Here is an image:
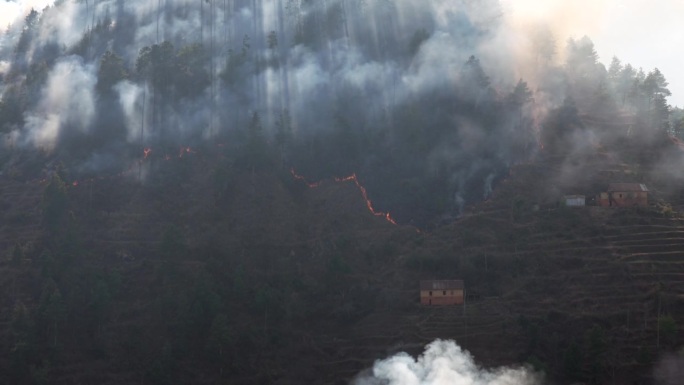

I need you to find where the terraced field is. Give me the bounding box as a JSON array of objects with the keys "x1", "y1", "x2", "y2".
[{"x1": 302, "y1": 163, "x2": 684, "y2": 384}]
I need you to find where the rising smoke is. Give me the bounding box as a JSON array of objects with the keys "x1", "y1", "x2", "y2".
[
  {"x1": 24, "y1": 55, "x2": 96, "y2": 151},
  {"x1": 353, "y1": 340, "x2": 541, "y2": 385},
  {"x1": 0, "y1": 0, "x2": 679, "y2": 225}
]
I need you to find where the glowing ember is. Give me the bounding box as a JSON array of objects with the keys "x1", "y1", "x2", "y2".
[
  {"x1": 179, "y1": 146, "x2": 194, "y2": 158},
  {"x1": 34, "y1": 143, "x2": 200, "y2": 186},
  {"x1": 289, "y1": 168, "x2": 321, "y2": 188}
]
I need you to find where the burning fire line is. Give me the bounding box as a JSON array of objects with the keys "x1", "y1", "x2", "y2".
[
  {"x1": 336, "y1": 174, "x2": 398, "y2": 225},
  {"x1": 28, "y1": 149, "x2": 411, "y2": 231},
  {"x1": 41, "y1": 149, "x2": 399, "y2": 228},
  {"x1": 290, "y1": 168, "x2": 397, "y2": 225},
  {"x1": 289, "y1": 168, "x2": 321, "y2": 188},
  {"x1": 69, "y1": 146, "x2": 197, "y2": 187}
]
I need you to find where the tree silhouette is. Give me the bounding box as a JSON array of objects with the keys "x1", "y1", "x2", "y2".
[
  {"x1": 96, "y1": 50, "x2": 127, "y2": 95},
  {"x1": 42, "y1": 175, "x2": 68, "y2": 233}
]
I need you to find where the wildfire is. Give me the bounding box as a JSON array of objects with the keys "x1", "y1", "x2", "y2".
[
  {"x1": 179, "y1": 146, "x2": 195, "y2": 158},
  {"x1": 39, "y1": 142, "x2": 212, "y2": 188},
  {"x1": 335, "y1": 174, "x2": 398, "y2": 225},
  {"x1": 42, "y1": 146, "x2": 406, "y2": 230},
  {"x1": 289, "y1": 168, "x2": 320, "y2": 188},
  {"x1": 290, "y1": 168, "x2": 397, "y2": 225}
]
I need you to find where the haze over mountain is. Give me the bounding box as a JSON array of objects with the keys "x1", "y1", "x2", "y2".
[
  {"x1": 1, "y1": 0, "x2": 681, "y2": 227},
  {"x1": 1, "y1": 1, "x2": 684, "y2": 384},
  {"x1": 3, "y1": 0, "x2": 683, "y2": 107},
  {"x1": 501, "y1": 0, "x2": 684, "y2": 107}
]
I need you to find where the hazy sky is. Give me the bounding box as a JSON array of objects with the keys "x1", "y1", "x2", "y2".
[
  {"x1": 0, "y1": 0, "x2": 53, "y2": 27},
  {"x1": 1, "y1": 0, "x2": 683, "y2": 107},
  {"x1": 502, "y1": 0, "x2": 684, "y2": 107}
]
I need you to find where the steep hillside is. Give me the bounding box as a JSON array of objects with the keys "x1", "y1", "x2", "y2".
[
  {"x1": 1, "y1": 140, "x2": 684, "y2": 384},
  {"x1": 1, "y1": 2, "x2": 683, "y2": 383}
]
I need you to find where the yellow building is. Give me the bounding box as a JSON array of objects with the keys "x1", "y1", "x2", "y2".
[{"x1": 420, "y1": 280, "x2": 464, "y2": 305}]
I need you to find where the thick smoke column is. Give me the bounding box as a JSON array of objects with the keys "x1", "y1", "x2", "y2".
[{"x1": 354, "y1": 340, "x2": 541, "y2": 385}]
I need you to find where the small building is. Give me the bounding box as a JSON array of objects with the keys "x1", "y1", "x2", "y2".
[
  {"x1": 599, "y1": 183, "x2": 649, "y2": 207},
  {"x1": 420, "y1": 280, "x2": 464, "y2": 305},
  {"x1": 562, "y1": 195, "x2": 586, "y2": 207}
]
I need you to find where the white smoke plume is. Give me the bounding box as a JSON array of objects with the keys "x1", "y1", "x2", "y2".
[
  {"x1": 24, "y1": 55, "x2": 96, "y2": 151},
  {"x1": 354, "y1": 340, "x2": 541, "y2": 385},
  {"x1": 115, "y1": 80, "x2": 146, "y2": 143}
]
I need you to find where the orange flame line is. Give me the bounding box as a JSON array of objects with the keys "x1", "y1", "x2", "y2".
[
  {"x1": 44, "y1": 143, "x2": 204, "y2": 187},
  {"x1": 289, "y1": 168, "x2": 396, "y2": 225},
  {"x1": 335, "y1": 174, "x2": 398, "y2": 225},
  {"x1": 289, "y1": 168, "x2": 321, "y2": 188}
]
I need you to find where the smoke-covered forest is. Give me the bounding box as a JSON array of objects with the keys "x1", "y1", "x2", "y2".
[
  {"x1": 3, "y1": 1, "x2": 684, "y2": 384},
  {"x1": 1, "y1": 0, "x2": 679, "y2": 227}
]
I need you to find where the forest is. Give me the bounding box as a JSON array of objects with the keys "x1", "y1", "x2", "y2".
[
  {"x1": 0, "y1": 0, "x2": 679, "y2": 227},
  {"x1": 2, "y1": 1, "x2": 684, "y2": 384}
]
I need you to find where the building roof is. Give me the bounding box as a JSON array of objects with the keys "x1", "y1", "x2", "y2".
[
  {"x1": 608, "y1": 183, "x2": 648, "y2": 192},
  {"x1": 420, "y1": 280, "x2": 464, "y2": 291}
]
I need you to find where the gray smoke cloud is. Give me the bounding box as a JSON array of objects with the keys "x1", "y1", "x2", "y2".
[
  {"x1": 1, "y1": 0, "x2": 678, "y2": 224},
  {"x1": 0, "y1": 0, "x2": 562, "y2": 224},
  {"x1": 24, "y1": 55, "x2": 96, "y2": 151},
  {"x1": 354, "y1": 340, "x2": 541, "y2": 385},
  {"x1": 1, "y1": 0, "x2": 529, "y2": 144}
]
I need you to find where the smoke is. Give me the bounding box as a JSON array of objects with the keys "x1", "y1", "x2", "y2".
[
  {"x1": 354, "y1": 340, "x2": 541, "y2": 385},
  {"x1": 0, "y1": 0, "x2": 54, "y2": 28},
  {"x1": 2, "y1": 0, "x2": 546, "y2": 145},
  {"x1": 0, "y1": 0, "x2": 678, "y2": 224},
  {"x1": 501, "y1": 0, "x2": 607, "y2": 43},
  {"x1": 115, "y1": 80, "x2": 145, "y2": 143},
  {"x1": 483, "y1": 173, "x2": 495, "y2": 199},
  {"x1": 0, "y1": 0, "x2": 549, "y2": 224},
  {"x1": 654, "y1": 353, "x2": 684, "y2": 385},
  {"x1": 35, "y1": 0, "x2": 87, "y2": 49},
  {"x1": 0, "y1": 60, "x2": 9, "y2": 74},
  {"x1": 24, "y1": 55, "x2": 96, "y2": 151}
]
